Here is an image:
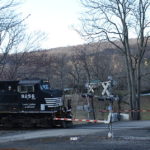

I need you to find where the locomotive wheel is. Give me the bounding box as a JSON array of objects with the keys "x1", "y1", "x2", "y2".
[
  {"x1": 61, "y1": 120, "x2": 67, "y2": 128},
  {"x1": 60, "y1": 120, "x2": 73, "y2": 128},
  {"x1": 66, "y1": 121, "x2": 73, "y2": 128}
]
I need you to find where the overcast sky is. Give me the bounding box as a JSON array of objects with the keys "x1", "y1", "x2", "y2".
[{"x1": 21, "y1": 0, "x2": 85, "y2": 49}]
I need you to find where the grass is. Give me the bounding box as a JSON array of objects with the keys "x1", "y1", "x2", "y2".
[
  {"x1": 141, "y1": 96, "x2": 150, "y2": 120},
  {"x1": 65, "y1": 94, "x2": 150, "y2": 121}
]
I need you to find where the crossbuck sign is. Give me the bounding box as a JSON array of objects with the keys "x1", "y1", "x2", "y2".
[
  {"x1": 88, "y1": 85, "x2": 94, "y2": 94},
  {"x1": 101, "y1": 81, "x2": 111, "y2": 97}
]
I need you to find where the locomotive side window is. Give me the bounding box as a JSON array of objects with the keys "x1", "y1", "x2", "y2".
[
  {"x1": 40, "y1": 84, "x2": 50, "y2": 90},
  {"x1": 27, "y1": 86, "x2": 34, "y2": 92},
  {"x1": 18, "y1": 85, "x2": 34, "y2": 93}
]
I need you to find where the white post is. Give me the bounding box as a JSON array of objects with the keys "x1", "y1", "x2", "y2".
[
  {"x1": 86, "y1": 95, "x2": 90, "y2": 119},
  {"x1": 107, "y1": 103, "x2": 113, "y2": 138}
]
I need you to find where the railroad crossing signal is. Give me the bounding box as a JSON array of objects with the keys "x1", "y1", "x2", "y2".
[
  {"x1": 101, "y1": 81, "x2": 111, "y2": 97},
  {"x1": 85, "y1": 77, "x2": 117, "y2": 100},
  {"x1": 88, "y1": 85, "x2": 94, "y2": 94}
]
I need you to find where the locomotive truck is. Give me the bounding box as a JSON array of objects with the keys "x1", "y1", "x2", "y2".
[{"x1": 0, "y1": 79, "x2": 72, "y2": 128}]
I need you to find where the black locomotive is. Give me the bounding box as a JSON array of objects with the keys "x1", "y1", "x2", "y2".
[{"x1": 0, "y1": 79, "x2": 72, "y2": 128}]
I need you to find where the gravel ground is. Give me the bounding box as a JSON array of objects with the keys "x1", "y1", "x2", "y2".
[{"x1": 0, "y1": 121, "x2": 150, "y2": 150}]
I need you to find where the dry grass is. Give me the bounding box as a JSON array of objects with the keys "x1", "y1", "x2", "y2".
[
  {"x1": 65, "y1": 94, "x2": 150, "y2": 121},
  {"x1": 141, "y1": 96, "x2": 150, "y2": 120}
]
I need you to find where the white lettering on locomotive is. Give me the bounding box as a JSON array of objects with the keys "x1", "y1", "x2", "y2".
[
  {"x1": 21, "y1": 94, "x2": 36, "y2": 100},
  {"x1": 23, "y1": 103, "x2": 36, "y2": 108}
]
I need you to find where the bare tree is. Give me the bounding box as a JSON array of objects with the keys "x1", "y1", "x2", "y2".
[
  {"x1": 69, "y1": 44, "x2": 115, "y2": 91},
  {"x1": 75, "y1": 45, "x2": 93, "y2": 84},
  {"x1": 92, "y1": 51, "x2": 113, "y2": 81},
  {"x1": 0, "y1": 0, "x2": 30, "y2": 77},
  {"x1": 69, "y1": 48, "x2": 86, "y2": 91},
  {"x1": 54, "y1": 53, "x2": 68, "y2": 89},
  {"x1": 69, "y1": 54, "x2": 81, "y2": 89},
  {"x1": 4, "y1": 31, "x2": 46, "y2": 80},
  {"x1": 79, "y1": 0, "x2": 150, "y2": 120}
]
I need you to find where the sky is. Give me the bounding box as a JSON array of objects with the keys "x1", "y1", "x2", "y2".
[{"x1": 21, "y1": 0, "x2": 85, "y2": 49}]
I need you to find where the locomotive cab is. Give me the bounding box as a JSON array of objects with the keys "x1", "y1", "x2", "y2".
[{"x1": 18, "y1": 80, "x2": 63, "y2": 111}]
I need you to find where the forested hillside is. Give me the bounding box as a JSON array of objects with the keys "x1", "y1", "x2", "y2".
[{"x1": 0, "y1": 40, "x2": 150, "y2": 91}]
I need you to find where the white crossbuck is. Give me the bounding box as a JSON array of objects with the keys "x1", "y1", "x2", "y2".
[
  {"x1": 101, "y1": 81, "x2": 111, "y2": 96},
  {"x1": 88, "y1": 85, "x2": 94, "y2": 93}
]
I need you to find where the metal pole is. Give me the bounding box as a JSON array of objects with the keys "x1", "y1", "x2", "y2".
[
  {"x1": 107, "y1": 103, "x2": 113, "y2": 138},
  {"x1": 86, "y1": 95, "x2": 90, "y2": 119}
]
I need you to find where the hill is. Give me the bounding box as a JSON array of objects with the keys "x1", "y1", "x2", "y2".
[{"x1": 0, "y1": 39, "x2": 150, "y2": 91}]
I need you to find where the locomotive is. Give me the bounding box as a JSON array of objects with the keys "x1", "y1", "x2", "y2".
[{"x1": 0, "y1": 79, "x2": 72, "y2": 128}]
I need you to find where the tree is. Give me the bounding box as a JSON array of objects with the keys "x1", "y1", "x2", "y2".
[
  {"x1": 4, "y1": 31, "x2": 46, "y2": 80},
  {"x1": 0, "y1": 0, "x2": 28, "y2": 77},
  {"x1": 68, "y1": 46, "x2": 90, "y2": 91},
  {"x1": 54, "y1": 53, "x2": 68, "y2": 89},
  {"x1": 0, "y1": 0, "x2": 47, "y2": 80},
  {"x1": 69, "y1": 53, "x2": 82, "y2": 90},
  {"x1": 92, "y1": 51, "x2": 113, "y2": 81},
  {"x1": 80, "y1": 0, "x2": 150, "y2": 120},
  {"x1": 76, "y1": 45, "x2": 92, "y2": 84}
]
